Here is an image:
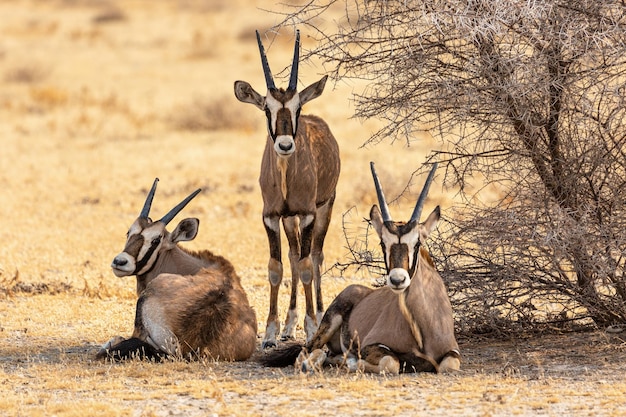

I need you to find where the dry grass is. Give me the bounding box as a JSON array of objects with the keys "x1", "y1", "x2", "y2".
[{"x1": 1, "y1": 1, "x2": 626, "y2": 416}]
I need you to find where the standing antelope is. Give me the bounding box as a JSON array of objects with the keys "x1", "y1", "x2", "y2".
[
  {"x1": 97, "y1": 179, "x2": 257, "y2": 361},
  {"x1": 260, "y1": 162, "x2": 460, "y2": 373},
  {"x1": 234, "y1": 30, "x2": 340, "y2": 348}
]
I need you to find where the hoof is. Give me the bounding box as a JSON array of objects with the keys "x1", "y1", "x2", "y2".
[
  {"x1": 262, "y1": 340, "x2": 277, "y2": 350},
  {"x1": 439, "y1": 355, "x2": 461, "y2": 373},
  {"x1": 297, "y1": 349, "x2": 326, "y2": 373}
]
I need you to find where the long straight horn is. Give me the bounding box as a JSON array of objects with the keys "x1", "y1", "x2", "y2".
[
  {"x1": 140, "y1": 178, "x2": 159, "y2": 219},
  {"x1": 256, "y1": 30, "x2": 276, "y2": 90},
  {"x1": 159, "y1": 188, "x2": 202, "y2": 226},
  {"x1": 409, "y1": 162, "x2": 438, "y2": 223},
  {"x1": 287, "y1": 29, "x2": 300, "y2": 91},
  {"x1": 370, "y1": 162, "x2": 392, "y2": 223}
]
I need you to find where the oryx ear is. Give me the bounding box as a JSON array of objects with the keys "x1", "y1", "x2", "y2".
[
  {"x1": 369, "y1": 205, "x2": 385, "y2": 237},
  {"x1": 170, "y1": 218, "x2": 200, "y2": 243},
  {"x1": 419, "y1": 206, "x2": 440, "y2": 241},
  {"x1": 234, "y1": 80, "x2": 265, "y2": 110},
  {"x1": 299, "y1": 75, "x2": 327, "y2": 106}
]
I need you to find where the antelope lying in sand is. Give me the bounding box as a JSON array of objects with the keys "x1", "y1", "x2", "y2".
[
  {"x1": 234, "y1": 30, "x2": 340, "y2": 348},
  {"x1": 260, "y1": 162, "x2": 460, "y2": 373},
  {"x1": 97, "y1": 179, "x2": 257, "y2": 361}
]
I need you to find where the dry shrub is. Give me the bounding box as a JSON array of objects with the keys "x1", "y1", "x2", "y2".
[{"x1": 281, "y1": 0, "x2": 626, "y2": 331}]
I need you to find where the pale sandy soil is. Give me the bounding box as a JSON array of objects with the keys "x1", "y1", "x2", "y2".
[{"x1": 1, "y1": 1, "x2": 626, "y2": 416}]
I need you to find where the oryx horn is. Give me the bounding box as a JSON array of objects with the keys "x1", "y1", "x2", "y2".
[
  {"x1": 140, "y1": 178, "x2": 159, "y2": 219},
  {"x1": 409, "y1": 162, "x2": 438, "y2": 223},
  {"x1": 370, "y1": 161, "x2": 392, "y2": 223},
  {"x1": 256, "y1": 30, "x2": 276, "y2": 90},
  {"x1": 159, "y1": 188, "x2": 202, "y2": 226},
  {"x1": 287, "y1": 30, "x2": 300, "y2": 91}
]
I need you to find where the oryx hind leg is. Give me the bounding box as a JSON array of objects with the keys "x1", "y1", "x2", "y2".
[
  {"x1": 311, "y1": 194, "x2": 335, "y2": 324},
  {"x1": 281, "y1": 216, "x2": 301, "y2": 341},
  {"x1": 285, "y1": 214, "x2": 319, "y2": 343},
  {"x1": 295, "y1": 284, "x2": 374, "y2": 373}
]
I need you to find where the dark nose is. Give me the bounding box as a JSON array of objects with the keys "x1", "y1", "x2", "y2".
[
  {"x1": 112, "y1": 257, "x2": 127, "y2": 267},
  {"x1": 279, "y1": 142, "x2": 293, "y2": 152},
  {"x1": 389, "y1": 274, "x2": 405, "y2": 287}
]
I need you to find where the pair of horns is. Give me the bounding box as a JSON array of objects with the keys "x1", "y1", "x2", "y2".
[
  {"x1": 256, "y1": 29, "x2": 300, "y2": 91},
  {"x1": 370, "y1": 161, "x2": 438, "y2": 224},
  {"x1": 140, "y1": 178, "x2": 201, "y2": 226}
]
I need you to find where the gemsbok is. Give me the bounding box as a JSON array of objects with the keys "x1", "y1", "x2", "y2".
[
  {"x1": 96, "y1": 178, "x2": 257, "y2": 361},
  {"x1": 260, "y1": 162, "x2": 461, "y2": 373},
  {"x1": 234, "y1": 29, "x2": 340, "y2": 348}
]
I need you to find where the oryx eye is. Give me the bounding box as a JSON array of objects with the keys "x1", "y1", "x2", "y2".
[{"x1": 151, "y1": 237, "x2": 161, "y2": 246}]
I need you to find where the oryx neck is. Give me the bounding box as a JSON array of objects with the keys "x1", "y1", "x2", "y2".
[{"x1": 136, "y1": 246, "x2": 209, "y2": 294}]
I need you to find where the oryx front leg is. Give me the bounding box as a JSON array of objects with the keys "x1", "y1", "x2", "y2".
[
  {"x1": 140, "y1": 299, "x2": 181, "y2": 357},
  {"x1": 263, "y1": 215, "x2": 283, "y2": 349},
  {"x1": 438, "y1": 350, "x2": 462, "y2": 373},
  {"x1": 352, "y1": 345, "x2": 401, "y2": 374},
  {"x1": 352, "y1": 356, "x2": 400, "y2": 374},
  {"x1": 97, "y1": 335, "x2": 126, "y2": 358},
  {"x1": 298, "y1": 214, "x2": 318, "y2": 342}
]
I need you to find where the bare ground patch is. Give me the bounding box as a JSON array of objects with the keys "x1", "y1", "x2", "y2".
[{"x1": 1, "y1": 294, "x2": 626, "y2": 416}]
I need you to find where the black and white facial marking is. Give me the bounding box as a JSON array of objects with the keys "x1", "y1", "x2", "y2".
[
  {"x1": 111, "y1": 218, "x2": 166, "y2": 277},
  {"x1": 379, "y1": 221, "x2": 421, "y2": 293},
  {"x1": 369, "y1": 161, "x2": 440, "y2": 294},
  {"x1": 111, "y1": 178, "x2": 201, "y2": 279},
  {"x1": 265, "y1": 89, "x2": 301, "y2": 157},
  {"x1": 234, "y1": 29, "x2": 329, "y2": 161}
]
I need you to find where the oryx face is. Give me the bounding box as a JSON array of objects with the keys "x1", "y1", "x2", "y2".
[
  {"x1": 371, "y1": 209, "x2": 423, "y2": 293},
  {"x1": 111, "y1": 178, "x2": 201, "y2": 278},
  {"x1": 378, "y1": 219, "x2": 422, "y2": 293},
  {"x1": 111, "y1": 218, "x2": 167, "y2": 277},
  {"x1": 369, "y1": 162, "x2": 440, "y2": 294},
  {"x1": 233, "y1": 29, "x2": 328, "y2": 158},
  {"x1": 265, "y1": 89, "x2": 301, "y2": 157}
]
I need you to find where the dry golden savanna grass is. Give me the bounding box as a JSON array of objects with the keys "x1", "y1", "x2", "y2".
[{"x1": 1, "y1": 1, "x2": 626, "y2": 416}]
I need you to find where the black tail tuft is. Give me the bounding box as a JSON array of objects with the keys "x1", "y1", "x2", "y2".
[
  {"x1": 96, "y1": 338, "x2": 166, "y2": 362},
  {"x1": 257, "y1": 342, "x2": 305, "y2": 367}
]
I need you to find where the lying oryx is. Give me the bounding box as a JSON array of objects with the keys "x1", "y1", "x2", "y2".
[
  {"x1": 260, "y1": 162, "x2": 460, "y2": 373},
  {"x1": 97, "y1": 179, "x2": 257, "y2": 361}
]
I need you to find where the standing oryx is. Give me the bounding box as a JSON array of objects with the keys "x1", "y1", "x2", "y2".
[
  {"x1": 97, "y1": 178, "x2": 257, "y2": 361},
  {"x1": 260, "y1": 162, "x2": 460, "y2": 373},
  {"x1": 234, "y1": 30, "x2": 340, "y2": 348}
]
